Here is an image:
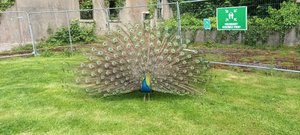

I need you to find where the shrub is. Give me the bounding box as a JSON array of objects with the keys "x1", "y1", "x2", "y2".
[
  {"x1": 46, "y1": 20, "x2": 96, "y2": 45},
  {"x1": 0, "y1": 0, "x2": 15, "y2": 11},
  {"x1": 244, "y1": 2, "x2": 300, "y2": 46}
]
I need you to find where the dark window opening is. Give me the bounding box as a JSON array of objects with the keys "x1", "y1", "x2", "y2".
[
  {"x1": 144, "y1": 13, "x2": 151, "y2": 20},
  {"x1": 143, "y1": 12, "x2": 151, "y2": 27},
  {"x1": 157, "y1": 0, "x2": 163, "y2": 19},
  {"x1": 109, "y1": 1, "x2": 119, "y2": 21},
  {"x1": 79, "y1": 0, "x2": 93, "y2": 20}
]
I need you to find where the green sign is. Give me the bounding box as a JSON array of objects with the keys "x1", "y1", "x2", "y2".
[
  {"x1": 203, "y1": 18, "x2": 211, "y2": 30},
  {"x1": 217, "y1": 6, "x2": 247, "y2": 30}
]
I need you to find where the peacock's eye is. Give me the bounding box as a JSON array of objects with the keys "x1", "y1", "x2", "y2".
[
  {"x1": 137, "y1": 32, "x2": 142, "y2": 36},
  {"x1": 173, "y1": 42, "x2": 178, "y2": 46},
  {"x1": 105, "y1": 56, "x2": 110, "y2": 61},
  {"x1": 140, "y1": 39, "x2": 145, "y2": 44},
  {"x1": 149, "y1": 42, "x2": 154, "y2": 47},
  {"x1": 163, "y1": 49, "x2": 169, "y2": 54},
  {"x1": 108, "y1": 48, "x2": 113, "y2": 52},
  {"x1": 165, "y1": 33, "x2": 170, "y2": 37},
  {"x1": 171, "y1": 49, "x2": 176, "y2": 53},
  {"x1": 112, "y1": 61, "x2": 117, "y2": 66},
  {"x1": 180, "y1": 52, "x2": 185, "y2": 56},
  {"x1": 97, "y1": 51, "x2": 103, "y2": 55},
  {"x1": 145, "y1": 26, "x2": 150, "y2": 31},
  {"x1": 114, "y1": 54, "x2": 119, "y2": 58},
  {"x1": 150, "y1": 35, "x2": 155, "y2": 40},
  {"x1": 112, "y1": 38, "x2": 118, "y2": 43},
  {"x1": 167, "y1": 56, "x2": 172, "y2": 62}
]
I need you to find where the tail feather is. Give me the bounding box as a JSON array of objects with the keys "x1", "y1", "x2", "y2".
[{"x1": 77, "y1": 22, "x2": 210, "y2": 96}]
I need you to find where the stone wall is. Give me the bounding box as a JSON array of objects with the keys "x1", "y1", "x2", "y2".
[
  {"x1": 93, "y1": 0, "x2": 173, "y2": 33},
  {"x1": 0, "y1": 0, "x2": 79, "y2": 51},
  {"x1": 0, "y1": 0, "x2": 174, "y2": 51},
  {"x1": 0, "y1": 7, "x2": 29, "y2": 51},
  {"x1": 192, "y1": 27, "x2": 300, "y2": 46}
]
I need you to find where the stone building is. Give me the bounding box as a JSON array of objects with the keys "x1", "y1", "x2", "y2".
[{"x1": 0, "y1": 0, "x2": 173, "y2": 51}]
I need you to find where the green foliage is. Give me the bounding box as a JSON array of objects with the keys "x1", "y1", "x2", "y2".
[
  {"x1": 41, "y1": 49, "x2": 55, "y2": 57},
  {"x1": 104, "y1": 0, "x2": 125, "y2": 20},
  {"x1": 240, "y1": 0, "x2": 289, "y2": 17},
  {"x1": 79, "y1": 0, "x2": 93, "y2": 10},
  {"x1": 147, "y1": 0, "x2": 157, "y2": 19},
  {"x1": 0, "y1": 0, "x2": 15, "y2": 11},
  {"x1": 168, "y1": 0, "x2": 228, "y2": 18},
  {"x1": 162, "y1": 15, "x2": 217, "y2": 31},
  {"x1": 162, "y1": 2, "x2": 299, "y2": 46},
  {"x1": 79, "y1": 0, "x2": 93, "y2": 19},
  {"x1": 46, "y1": 20, "x2": 96, "y2": 45},
  {"x1": 244, "y1": 2, "x2": 300, "y2": 46},
  {"x1": 167, "y1": 0, "x2": 289, "y2": 19},
  {"x1": 203, "y1": 41, "x2": 216, "y2": 48},
  {"x1": 162, "y1": 14, "x2": 204, "y2": 30},
  {"x1": 297, "y1": 45, "x2": 300, "y2": 54},
  {"x1": 244, "y1": 17, "x2": 271, "y2": 45},
  {"x1": 104, "y1": 0, "x2": 125, "y2": 7},
  {"x1": 268, "y1": 1, "x2": 300, "y2": 30}
]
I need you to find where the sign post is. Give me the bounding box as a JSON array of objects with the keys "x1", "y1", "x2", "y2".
[
  {"x1": 217, "y1": 6, "x2": 247, "y2": 30},
  {"x1": 203, "y1": 18, "x2": 211, "y2": 30}
]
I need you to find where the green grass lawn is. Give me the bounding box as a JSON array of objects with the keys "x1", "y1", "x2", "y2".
[{"x1": 0, "y1": 54, "x2": 299, "y2": 135}]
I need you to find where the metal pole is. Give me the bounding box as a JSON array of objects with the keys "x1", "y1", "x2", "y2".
[
  {"x1": 209, "y1": 61, "x2": 300, "y2": 73},
  {"x1": 105, "y1": 8, "x2": 111, "y2": 31},
  {"x1": 25, "y1": 12, "x2": 38, "y2": 56},
  {"x1": 65, "y1": 11, "x2": 73, "y2": 51},
  {"x1": 176, "y1": 1, "x2": 183, "y2": 45}
]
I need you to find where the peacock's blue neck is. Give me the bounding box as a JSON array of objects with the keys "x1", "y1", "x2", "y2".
[{"x1": 141, "y1": 73, "x2": 151, "y2": 93}]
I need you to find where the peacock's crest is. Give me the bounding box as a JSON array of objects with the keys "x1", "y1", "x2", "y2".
[{"x1": 77, "y1": 22, "x2": 210, "y2": 97}]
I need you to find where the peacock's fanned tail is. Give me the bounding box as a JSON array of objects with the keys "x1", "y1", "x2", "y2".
[{"x1": 77, "y1": 23, "x2": 209, "y2": 96}]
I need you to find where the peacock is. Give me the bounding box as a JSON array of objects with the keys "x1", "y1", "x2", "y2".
[{"x1": 76, "y1": 21, "x2": 210, "y2": 100}]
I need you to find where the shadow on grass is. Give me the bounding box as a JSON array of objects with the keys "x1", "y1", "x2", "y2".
[{"x1": 90, "y1": 91, "x2": 193, "y2": 101}]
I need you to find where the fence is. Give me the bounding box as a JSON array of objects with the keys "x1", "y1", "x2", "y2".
[
  {"x1": 0, "y1": 2, "x2": 180, "y2": 55},
  {"x1": 2, "y1": 0, "x2": 296, "y2": 53},
  {"x1": 0, "y1": 11, "x2": 35, "y2": 53},
  {"x1": 0, "y1": 0, "x2": 299, "y2": 72}
]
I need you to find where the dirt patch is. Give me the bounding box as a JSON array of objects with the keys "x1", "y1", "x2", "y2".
[{"x1": 199, "y1": 48, "x2": 300, "y2": 70}]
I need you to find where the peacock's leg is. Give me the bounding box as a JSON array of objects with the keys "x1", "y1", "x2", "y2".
[
  {"x1": 144, "y1": 94, "x2": 146, "y2": 101},
  {"x1": 148, "y1": 93, "x2": 151, "y2": 101}
]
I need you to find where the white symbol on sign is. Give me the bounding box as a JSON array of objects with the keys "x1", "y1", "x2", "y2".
[
  {"x1": 225, "y1": 9, "x2": 238, "y2": 22},
  {"x1": 228, "y1": 12, "x2": 234, "y2": 19}
]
